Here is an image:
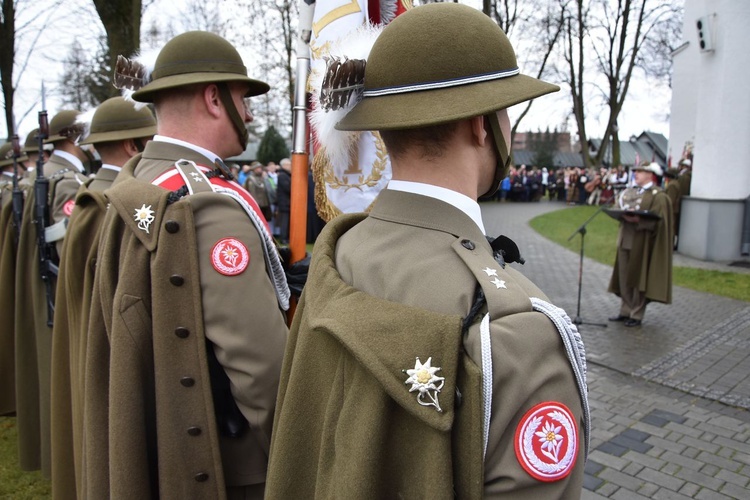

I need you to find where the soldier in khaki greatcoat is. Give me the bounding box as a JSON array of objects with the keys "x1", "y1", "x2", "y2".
[
  {"x1": 83, "y1": 31, "x2": 289, "y2": 499},
  {"x1": 49, "y1": 96, "x2": 156, "y2": 499},
  {"x1": 13, "y1": 110, "x2": 89, "y2": 476},
  {"x1": 0, "y1": 141, "x2": 27, "y2": 417},
  {"x1": 608, "y1": 162, "x2": 673, "y2": 327},
  {"x1": 267, "y1": 4, "x2": 589, "y2": 498}
]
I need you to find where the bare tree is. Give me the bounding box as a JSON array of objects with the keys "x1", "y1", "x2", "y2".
[
  {"x1": 0, "y1": 0, "x2": 17, "y2": 134},
  {"x1": 489, "y1": 0, "x2": 567, "y2": 136},
  {"x1": 562, "y1": 0, "x2": 681, "y2": 168},
  {"x1": 235, "y1": 0, "x2": 298, "y2": 140},
  {"x1": 1, "y1": 0, "x2": 68, "y2": 136},
  {"x1": 92, "y1": 0, "x2": 142, "y2": 99}
]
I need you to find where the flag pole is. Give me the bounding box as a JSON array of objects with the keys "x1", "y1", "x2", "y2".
[{"x1": 289, "y1": 0, "x2": 316, "y2": 265}]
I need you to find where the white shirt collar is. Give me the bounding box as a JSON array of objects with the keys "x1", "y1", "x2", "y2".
[
  {"x1": 100, "y1": 163, "x2": 122, "y2": 173},
  {"x1": 1, "y1": 171, "x2": 13, "y2": 178},
  {"x1": 387, "y1": 180, "x2": 487, "y2": 234},
  {"x1": 154, "y1": 135, "x2": 219, "y2": 164},
  {"x1": 52, "y1": 150, "x2": 85, "y2": 172},
  {"x1": 639, "y1": 181, "x2": 654, "y2": 191}
]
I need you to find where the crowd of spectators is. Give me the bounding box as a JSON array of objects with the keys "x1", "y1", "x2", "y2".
[
  {"x1": 229, "y1": 158, "x2": 325, "y2": 243},
  {"x1": 490, "y1": 164, "x2": 632, "y2": 205}
]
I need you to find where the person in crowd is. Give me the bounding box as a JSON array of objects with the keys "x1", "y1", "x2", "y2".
[
  {"x1": 275, "y1": 158, "x2": 292, "y2": 243},
  {"x1": 608, "y1": 161, "x2": 673, "y2": 327},
  {"x1": 266, "y1": 4, "x2": 589, "y2": 498},
  {"x1": 244, "y1": 161, "x2": 275, "y2": 222}
]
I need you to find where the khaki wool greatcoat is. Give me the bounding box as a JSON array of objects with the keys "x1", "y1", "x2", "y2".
[
  {"x1": 84, "y1": 140, "x2": 288, "y2": 498},
  {"x1": 0, "y1": 201, "x2": 18, "y2": 416},
  {"x1": 267, "y1": 190, "x2": 589, "y2": 499},
  {"x1": 13, "y1": 152, "x2": 86, "y2": 474},
  {"x1": 608, "y1": 187, "x2": 673, "y2": 305},
  {"x1": 50, "y1": 166, "x2": 118, "y2": 499}
]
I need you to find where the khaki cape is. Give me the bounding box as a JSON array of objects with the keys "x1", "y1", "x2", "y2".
[
  {"x1": 268, "y1": 190, "x2": 588, "y2": 499},
  {"x1": 608, "y1": 187, "x2": 674, "y2": 304}
]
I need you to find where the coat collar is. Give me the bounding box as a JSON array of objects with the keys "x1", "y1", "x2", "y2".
[{"x1": 369, "y1": 189, "x2": 492, "y2": 254}]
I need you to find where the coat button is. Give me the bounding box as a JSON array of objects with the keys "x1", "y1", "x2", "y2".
[
  {"x1": 170, "y1": 275, "x2": 184, "y2": 286},
  {"x1": 194, "y1": 472, "x2": 209, "y2": 482},
  {"x1": 187, "y1": 426, "x2": 202, "y2": 436},
  {"x1": 165, "y1": 220, "x2": 180, "y2": 233},
  {"x1": 180, "y1": 377, "x2": 195, "y2": 387},
  {"x1": 174, "y1": 327, "x2": 189, "y2": 339},
  {"x1": 461, "y1": 239, "x2": 475, "y2": 250}
]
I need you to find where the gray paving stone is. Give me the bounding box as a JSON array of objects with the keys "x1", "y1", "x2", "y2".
[
  {"x1": 661, "y1": 450, "x2": 705, "y2": 472},
  {"x1": 598, "y1": 482, "x2": 621, "y2": 497},
  {"x1": 646, "y1": 435, "x2": 688, "y2": 455},
  {"x1": 582, "y1": 489, "x2": 610, "y2": 500},
  {"x1": 638, "y1": 482, "x2": 660, "y2": 497},
  {"x1": 654, "y1": 487, "x2": 696, "y2": 500},
  {"x1": 624, "y1": 462, "x2": 645, "y2": 477},
  {"x1": 600, "y1": 468, "x2": 646, "y2": 492},
  {"x1": 622, "y1": 450, "x2": 666, "y2": 471},
  {"x1": 611, "y1": 434, "x2": 654, "y2": 454},
  {"x1": 715, "y1": 468, "x2": 750, "y2": 488},
  {"x1": 637, "y1": 467, "x2": 686, "y2": 492},
  {"x1": 696, "y1": 451, "x2": 743, "y2": 473},
  {"x1": 678, "y1": 435, "x2": 722, "y2": 454},
  {"x1": 678, "y1": 482, "x2": 701, "y2": 497},
  {"x1": 613, "y1": 489, "x2": 650, "y2": 499},
  {"x1": 674, "y1": 467, "x2": 725, "y2": 491},
  {"x1": 695, "y1": 489, "x2": 734, "y2": 500},
  {"x1": 589, "y1": 450, "x2": 631, "y2": 471},
  {"x1": 718, "y1": 481, "x2": 750, "y2": 499}
]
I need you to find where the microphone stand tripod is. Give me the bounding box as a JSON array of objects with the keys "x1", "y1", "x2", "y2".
[{"x1": 567, "y1": 203, "x2": 611, "y2": 328}]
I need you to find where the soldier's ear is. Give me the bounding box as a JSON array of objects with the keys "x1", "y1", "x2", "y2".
[
  {"x1": 471, "y1": 116, "x2": 488, "y2": 147},
  {"x1": 203, "y1": 84, "x2": 223, "y2": 119}
]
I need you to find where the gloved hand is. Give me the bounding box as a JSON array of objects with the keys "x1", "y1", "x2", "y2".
[{"x1": 277, "y1": 246, "x2": 310, "y2": 297}]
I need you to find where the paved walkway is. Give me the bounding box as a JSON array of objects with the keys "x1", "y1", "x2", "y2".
[{"x1": 480, "y1": 200, "x2": 750, "y2": 499}]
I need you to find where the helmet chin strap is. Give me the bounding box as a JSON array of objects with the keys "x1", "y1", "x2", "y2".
[
  {"x1": 217, "y1": 83, "x2": 249, "y2": 151},
  {"x1": 482, "y1": 112, "x2": 512, "y2": 198}
]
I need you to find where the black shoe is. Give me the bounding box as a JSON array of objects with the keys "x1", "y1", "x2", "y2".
[
  {"x1": 624, "y1": 319, "x2": 642, "y2": 327},
  {"x1": 608, "y1": 315, "x2": 628, "y2": 322}
]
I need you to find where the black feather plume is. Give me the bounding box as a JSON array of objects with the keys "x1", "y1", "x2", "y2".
[
  {"x1": 113, "y1": 55, "x2": 148, "y2": 91},
  {"x1": 319, "y1": 57, "x2": 367, "y2": 112}
]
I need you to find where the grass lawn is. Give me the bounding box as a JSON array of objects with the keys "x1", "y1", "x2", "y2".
[
  {"x1": 0, "y1": 417, "x2": 50, "y2": 498},
  {"x1": 529, "y1": 205, "x2": 750, "y2": 303}
]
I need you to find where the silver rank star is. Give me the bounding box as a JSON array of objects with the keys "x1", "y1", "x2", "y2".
[
  {"x1": 482, "y1": 267, "x2": 498, "y2": 277},
  {"x1": 190, "y1": 172, "x2": 204, "y2": 182},
  {"x1": 491, "y1": 277, "x2": 507, "y2": 289}
]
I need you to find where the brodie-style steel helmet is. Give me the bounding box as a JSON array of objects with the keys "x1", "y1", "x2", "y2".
[
  {"x1": 78, "y1": 97, "x2": 157, "y2": 146},
  {"x1": 130, "y1": 31, "x2": 269, "y2": 149},
  {"x1": 337, "y1": 3, "x2": 560, "y2": 195},
  {"x1": 45, "y1": 110, "x2": 83, "y2": 144}
]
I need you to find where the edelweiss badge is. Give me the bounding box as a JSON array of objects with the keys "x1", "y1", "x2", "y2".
[
  {"x1": 515, "y1": 402, "x2": 578, "y2": 482},
  {"x1": 133, "y1": 204, "x2": 155, "y2": 233},
  {"x1": 404, "y1": 357, "x2": 445, "y2": 412},
  {"x1": 211, "y1": 238, "x2": 250, "y2": 276}
]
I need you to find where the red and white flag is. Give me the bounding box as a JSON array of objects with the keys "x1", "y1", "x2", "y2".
[{"x1": 309, "y1": 0, "x2": 409, "y2": 221}]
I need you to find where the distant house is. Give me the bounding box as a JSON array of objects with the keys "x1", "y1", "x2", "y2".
[
  {"x1": 512, "y1": 150, "x2": 584, "y2": 169},
  {"x1": 588, "y1": 131, "x2": 668, "y2": 169}
]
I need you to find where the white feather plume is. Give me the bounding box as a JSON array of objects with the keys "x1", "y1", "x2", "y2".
[{"x1": 75, "y1": 107, "x2": 97, "y2": 144}]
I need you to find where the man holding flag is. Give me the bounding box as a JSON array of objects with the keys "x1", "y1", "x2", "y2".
[{"x1": 269, "y1": 3, "x2": 589, "y2": 498}]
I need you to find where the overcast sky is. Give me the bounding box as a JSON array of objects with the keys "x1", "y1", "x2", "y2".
[{"x1": 8, "y1": 0, "x2": 673, "y2": 145}]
